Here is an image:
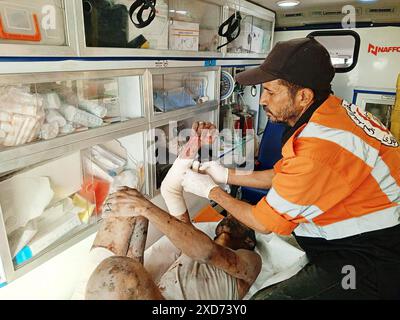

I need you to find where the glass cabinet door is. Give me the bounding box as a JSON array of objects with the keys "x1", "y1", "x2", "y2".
[
  {"x1": 0, "y1": 0, "x2": 77, "y2": 56},
  {"x1": 81, "y1": 0, "x2": 222, "y2": 53},
  {"x1": 1, "y1": 130, "x2": 147, "y2": 270},
  {"x1": 227, "y1": 10, "x2": 273, "y2": 55},
  {"x1": 219, "y1": 67, "x2": 258, "y2": 161},
  {"x1": 152, "y1": 68, "x2": 218, "y2": 116},
  {"x1": 0, "y1": 71, "x2": 144, "y2": 152},
  {"x1": 168, "y1": 0, "x2": 221, "y2": 52}
]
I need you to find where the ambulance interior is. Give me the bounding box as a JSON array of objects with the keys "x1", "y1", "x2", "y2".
[{"x1": 0, "y1": 0, "x2": 399, "y2": 299}]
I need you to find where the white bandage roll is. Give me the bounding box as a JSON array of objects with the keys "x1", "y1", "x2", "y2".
[
  {"x1": 46, "y1": 109, "x2": 67, "y2": 128},
  {"x1": 198, "y1": 96, "x2": 210, "y2": 104},
  {"x1": 79, "y1": 100, "x2": 108, "y2": 118},
  {"x1": 42, "y1": 92, "x2": 62, "y2": 110},
  {"x1": 40, "y1": 122, "x2": 59, "y2": 140},
  {"x1": 7, "y1": 87, "x2": 43, "y2": 107},
  {"x1": 60, "y1": 105, "x2": 103, "y2": 128},
  {"x1": 60, "y1": 122, "x2": 75, "y2": 135}
]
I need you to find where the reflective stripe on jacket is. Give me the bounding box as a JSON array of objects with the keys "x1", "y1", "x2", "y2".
[{"x1": 252, "y1": 95, "x2": 400, "y2": 240}]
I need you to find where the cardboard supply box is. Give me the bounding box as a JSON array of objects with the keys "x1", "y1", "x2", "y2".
[{"x1": 169, "y1": 20, "x2": 200, "y2": 52}]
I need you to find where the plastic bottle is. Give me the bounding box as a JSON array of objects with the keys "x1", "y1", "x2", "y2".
[{"x1": 46, "y1": 109, "x2": 67, "y2": 128}]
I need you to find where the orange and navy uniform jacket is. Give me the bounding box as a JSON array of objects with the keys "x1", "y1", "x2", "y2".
[{"x1": 252, "y1": 95, "x2": 400, "y2": 241}]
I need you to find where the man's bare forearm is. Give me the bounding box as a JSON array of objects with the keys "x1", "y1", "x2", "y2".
[
  {"x1": 140, "y1": 206, "x2": 214, "y2": 263},
  {"x1": 227, "y1": 169, "x2": 275, "y2": 189},
  {"x1": 127, "y1": 217, "x2": 149, "y2": 263},
  {"x1": 209, "y1": 187, "x2": 271, "y2": 234}
]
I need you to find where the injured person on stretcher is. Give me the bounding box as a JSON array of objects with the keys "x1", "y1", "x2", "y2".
[
  {"x1": 84, "y1": 203, "x2": 261, "y2": 300},
  {"x1": 77, "y1": 122, "x2": 262, "y2": 300}
]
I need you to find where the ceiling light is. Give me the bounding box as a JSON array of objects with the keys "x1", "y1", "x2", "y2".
[{"x1": 276, "y1": 1, "x2": 300, "y2": 7}]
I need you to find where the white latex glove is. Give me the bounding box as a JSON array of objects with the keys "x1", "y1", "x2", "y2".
[
  {"x1": 182, "y1": 170, "x2": 219, "y2": 200},
  {"x1": 193, "y1": 160, "x2": 229, "y2": 184},
  {"x1": 160, "y1": 157, "x2": 194, "y2": 216}
]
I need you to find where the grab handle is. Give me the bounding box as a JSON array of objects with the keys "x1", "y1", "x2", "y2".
[{"x1": 0, "y1": 14, "x2": 41, "y2": 42}]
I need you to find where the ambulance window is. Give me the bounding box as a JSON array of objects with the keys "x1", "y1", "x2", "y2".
[{"x1": 308, "y1": 30, "x2": 360, "y2": 73}]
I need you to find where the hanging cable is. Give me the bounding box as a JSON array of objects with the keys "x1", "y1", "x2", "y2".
[
  {"x1": 217, "y1": 10, "x2": 242, "y2": 50},
  {"x1": 129, "y1": 0, "x2": 157, "y2": 29}
]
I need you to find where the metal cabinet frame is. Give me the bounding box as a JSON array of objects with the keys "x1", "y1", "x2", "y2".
[
  {"x1": 75, "y1": 0, "x2": 225, "y2": 58},
  {"x1": 147, "y1": 66, "x2": 220, "y2": 122},
  {"x1": 0, "y1": 0, "x2": 274, "y2": 60},
  {"x1": 0, "y1": 68, "x2": 150, "y2": 173},
  {"x1": 74, "y1": 0, "x2": 275, "y2": 59},
  {"x1": 0, "y1": 64, "x2": 222, "y2": 283}
]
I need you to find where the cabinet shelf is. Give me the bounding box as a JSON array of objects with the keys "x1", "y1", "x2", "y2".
[
  {"x1": 12, "y1": 222, "x2": 99, "y2": 281},
  {"x1": 0, "y1": 0, "x2": 275, "y2": 61},
  {"x1": 0, "y1": 120, "x2": 149, "y2": 174},
  {"x1": 150, "y1": 101, "x2": 219, "y2": 128}
]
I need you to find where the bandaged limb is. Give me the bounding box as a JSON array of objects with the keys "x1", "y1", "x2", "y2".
[
  {"x1": 182, "y1": 170, "x2": 219, "y2": 199},
  {"x1": 127, "y1": 216, "x2": 149, "y2": 264},
  {"x1": 192, "y1": 160, "x2": 229, "y2": 184},
  {"x1": 161, "y1": 122, "x2": 217, "y2": 218},
  {"x1": 160, "y1": 157, "x2": 193, "y2": 217}
]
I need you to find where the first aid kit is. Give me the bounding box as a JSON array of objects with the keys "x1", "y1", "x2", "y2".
[{"x1": 0, "y1": 0, "x2": 66, "y2": 46}]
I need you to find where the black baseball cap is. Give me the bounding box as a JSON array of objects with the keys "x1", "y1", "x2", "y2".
[{"x1": 235, "y1": 37, "x2": 335, "y2": 91}]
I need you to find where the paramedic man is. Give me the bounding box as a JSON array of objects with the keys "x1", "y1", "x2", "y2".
[{"x1": 182, "y1": 37, "x2": 400, "y2": 299}]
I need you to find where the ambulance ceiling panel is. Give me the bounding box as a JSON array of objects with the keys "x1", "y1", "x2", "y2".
[{"x1": 251, "y1": 0, "x2": 400, "y2": 12}]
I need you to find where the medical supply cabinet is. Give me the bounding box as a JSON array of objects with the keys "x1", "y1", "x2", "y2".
[{"x1": 0, "y1": 0, "x2": 274, "y2": 293}]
